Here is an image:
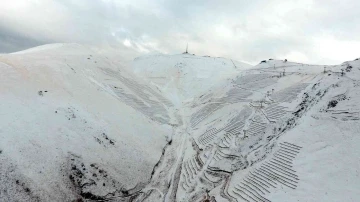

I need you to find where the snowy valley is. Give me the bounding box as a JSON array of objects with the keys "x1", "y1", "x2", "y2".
[{"x1": 0, "y1": 44, "x2": 359, "y2": 202}]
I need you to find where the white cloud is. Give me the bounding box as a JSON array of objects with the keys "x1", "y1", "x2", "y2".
[
  {"x1": 123, "y1": 39, "x2": 132, "y2": 47},
  {"x1": 0, "y1": 0, "x2": 359, "y2": 65},
  {"x1": 313, "y1": 35, "x2": 360, "y2": 64},
  {"x1": 281, "y1": 51, "x2": 310, "y2": 64}
]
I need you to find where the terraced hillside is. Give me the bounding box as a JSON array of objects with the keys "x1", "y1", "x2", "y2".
[
  {"x1": 137, "y1": 59, "x2": 360, "y2": 202},
  {"x1": 1, "y1": 45, "x2": 359, "y2": 202}
]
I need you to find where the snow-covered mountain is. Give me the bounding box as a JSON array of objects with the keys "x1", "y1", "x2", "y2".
[
  {"x1": 1, "y1": 44, "x2": 359, "y2": 202},
  {"x1": 0, "y1": 44, "x2": 176, "y2": 201},
  {"x1": 130, "y1": 53, "x2": 252, "y2": 106},
  {"x1": 169, "y1": 59, "x2": 360, "y2": 202}
]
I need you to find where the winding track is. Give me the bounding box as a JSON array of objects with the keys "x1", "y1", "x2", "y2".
[{"x1": 135, "y1": 70, "x2": 315, "y2": 202}]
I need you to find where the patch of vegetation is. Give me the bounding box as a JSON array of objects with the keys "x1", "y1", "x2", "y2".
[{"x1": 327, "y1": 100, "x2": 338, "y2": 109}]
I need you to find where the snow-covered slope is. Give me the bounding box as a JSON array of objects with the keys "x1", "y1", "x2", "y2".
[
  {"x1": 0, "y1": 44, "x2": 176, "y2": 201},
  {"x1": 139, "y1": 58, "x2": 360, "y2": 202},
  {"x1": 131, "y1": 53, "x2": 252, "y2": 106},
  {"x1": 1, "y1": 43, "x2": 359, "y2": 202}
]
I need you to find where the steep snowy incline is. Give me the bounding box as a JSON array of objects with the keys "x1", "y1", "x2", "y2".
[
  {"x1": 131, "y1": 53, "x2": 252, "y2": 106},
  {"x1": 1, "y1": 43, "x2": 359, "y2": 202},
  {"x1": 0, "y1": 44, "x2": 176, "y2": 201},
  {"x1": 141, "y1": 58, "x2": 360, "y2": 202}
]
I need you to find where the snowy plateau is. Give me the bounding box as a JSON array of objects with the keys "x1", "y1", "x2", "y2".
[{"x1": 0, "y1": 43, "x2": 359, "y2": 202}]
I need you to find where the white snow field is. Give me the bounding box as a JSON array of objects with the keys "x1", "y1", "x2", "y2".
[
  {"x1": 0, "y1": 44, "x2": 359, "y2": 202},
  {"x1": 0, "y1": 44, "x2": 174, "y2": 201},
  {"x1": 131, "y1": 53, "x2": 252, "y2": 106}
]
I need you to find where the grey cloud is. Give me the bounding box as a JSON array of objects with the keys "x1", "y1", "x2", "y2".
[
  {"x1": 0, "y1": 0, "x2": 359, "y2": 64},
  {"x1": 0, "y1": 26, "x2": 49, "y2": 53}
]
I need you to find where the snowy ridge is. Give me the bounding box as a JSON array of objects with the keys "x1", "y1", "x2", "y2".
[
  {"x1": 0, "y1": 44, "x2": 175, "y2": 201},
  {"x1": 0, "y1": 44, "x2": 360, "y2": 201},
  {"x1": 131, "y1": 53, "x2": 252, "y2": 106},
  {"x1": 142, "y1": 58, "x2": 360, "y2": 202}
]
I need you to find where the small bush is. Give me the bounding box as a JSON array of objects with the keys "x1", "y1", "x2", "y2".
[
  {"x1": 328, "y1": 100, "x2": 338, "y2": 109},
  {"x1": 346, "y1": 65, "x2": 353, "y2": 72}
]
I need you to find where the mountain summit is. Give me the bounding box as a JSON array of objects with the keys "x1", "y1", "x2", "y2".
[{"x1": 131, "y1": 53, "x2": 252, "y2": 106}]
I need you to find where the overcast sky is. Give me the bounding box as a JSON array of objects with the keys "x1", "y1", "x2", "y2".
[{"x1": 1, "y1": 0, "x2": 359, "y2": 65}]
